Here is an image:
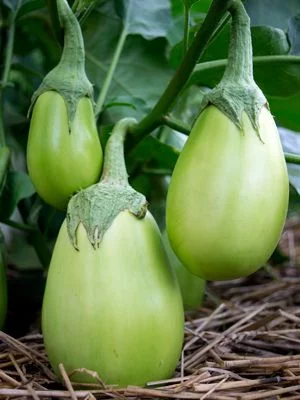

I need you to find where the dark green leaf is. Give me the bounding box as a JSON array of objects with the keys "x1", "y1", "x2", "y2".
[
  {"x1": 0, "y1": 172, "x2": 35, "y2": 219},
  {"x1": 115, "y1": 0, "x2": 172, "y2": 40},
  {"x1": 17, "y1": 0, "x2": 45, "y2": 20},
  {"x1": 85, "y1": 27, "x2": 173, "y2": 121},
  {"x1": 127, "y1": 136, "x2": 180, "y2": 174},
  {"x1": 269, "y1": 93, "x2": 300, "y2": 132},
  {"x1": 288, "y1": 14, "x2": 300, "y2": 55},
  {"x1": 244, "y1": 0, "x2": 300, "y2": 30}
]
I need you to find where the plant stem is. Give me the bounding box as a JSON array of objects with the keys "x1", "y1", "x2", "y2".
[
  {"x1": 183, "y1": 3, "x2": 190, "y2": 55},
  {"x1": 223, "y1": 0, "x2": 253, "y2": 84},
  {"x1": 1, "y1": 219, "x2": 36, "y2": 233},
  {"x1": 161, "y1": 115, "x2": 191, "y2": 135},
  {"x1": 56, "y1": 0, "x2": 85, "y2": 76},
  {"x1": 0, "y1": 1, "x2": 22, "y2": 146},
  {"x1": 192, "y1": 55, "x2": 300, "y2": 83},
  {"x1": 95, "y1": 27, "x2": 128, "y2": 118},
  {"x1": 285, "y1": 152, "x2": 300, "y2": 165},
  {"x1": 72, "y1": 0, "x2": 80, "y2": 12},
  {"x1": 29, "y1": 232, "x2": 52, "y2": 269},
  {"x1": 130, "y1": 0, "x2": 233, "y2": 139}
]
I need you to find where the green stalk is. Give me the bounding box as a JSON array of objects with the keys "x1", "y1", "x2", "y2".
[
  {"x1": 0, "y1": 1, "x2": 22, "y2": 146},
  {"x1": 130, "y1": 0, "x2": 233, "y2": 139},
  {"x1": 223, "y1": 0, "x2": 253, "y2": 84},
  {"x1": 72, "y1": 0, "x2": 80, "y2": 12},
  {"x1": 183, "y1": 3, "x2": 190, "y2": 55},
  {"x1": 192, "y1": 55, "x2": 300, "y2": 79},
  {"x1": 56, "y1": 0, "x2": 86, "y2": 73},
  {"x1": 161, "y1": 115, "x2": 191, "y2": 135},
  {"x1": 285, "y1": 152, "x2": 300, "y2": 165},
  {"x1": 1, "y1": 219, "x2": 37, "y2": 233},
  {"x1": 95, "y1": 28, "x2": 128, "y2": 118}
]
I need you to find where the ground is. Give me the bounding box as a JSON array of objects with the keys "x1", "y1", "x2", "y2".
[{"x1": 0, "y1": 219, "x2": 300, "y2": 399}]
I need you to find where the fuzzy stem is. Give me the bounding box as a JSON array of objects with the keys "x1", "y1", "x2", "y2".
[
  {"x1": 100, "y1": 118, "x2": 137, "y2": 185},
  {"x1": 223, "y1": 0, "x2": 253, "y2": 83},
  {"x1": 56, "y1": 0, "x2": 86, "y2": 77}
]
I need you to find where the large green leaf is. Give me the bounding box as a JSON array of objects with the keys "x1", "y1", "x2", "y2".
[
  {"x1": 288, "y1": 14, "x2": 300, "y2": 55},
  {"x1": 114, "y1": 0, "x2": 172, "y2": 40},
  {"x1": 84, "y1": 2, "x2": 173, "y2": 121},
  {"x1": 0, "y1": 172, "x2": 35, "y2": 220},
  {"x1": 269, "y1": 93, "x2": 300, "y2": 132},
  {"x1": 244, "y1": 0, "x2": 300, "y2": 30},
  {"x1": 127, "y1": 136, "x2": 180, "y2": 174}
]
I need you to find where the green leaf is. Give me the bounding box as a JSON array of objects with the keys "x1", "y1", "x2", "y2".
[
  {"x1": 126, "y1": 136, "x2": 180, "y2": 174},
  {"x1": 84, "y1": 1, "x2": 173, "y2": 122},
  {"x1": 85, "y1": 24, "x2": 173, "y2": 121},
  {"x1": 244, "y1": 0, "x2": 300, "y2": 30},
  {"x1": 288, "y1": 14, "x2": 300, "y2": 55},
  {"x1": 115, "y1": 0, "x2": 172, "y2": 40},
  {"x1": 0, "y1": 172, "x2": 35, "y2": 219},
  {"x1": 269, "y1": 93, "x2": 300, "y2": 132},
  {"x1": 17, "y1": 0, "x2": 45, "y2": 20}
]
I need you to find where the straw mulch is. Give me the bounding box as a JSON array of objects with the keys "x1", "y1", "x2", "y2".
[{"x1": 1, "y1": 218, "x2": 300, "y2": 399}]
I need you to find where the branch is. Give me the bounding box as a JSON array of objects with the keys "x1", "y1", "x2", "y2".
[
  {"x1": 285, "y1": 152, "x2": 300, "y2": 165},
  {"x1": 0, "y1": 1, "x2": 22, "y2": 146},
  {"x1": 129, "y1": 0, "x2": 234, "y2": 139}
]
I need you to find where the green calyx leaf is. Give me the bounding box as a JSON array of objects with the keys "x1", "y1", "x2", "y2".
[
  {"x1": 66, "y1": 117, "x2": 148, "y2": 250},
  {"x1": 28, "y1": 0, "x2": 93, "y2": 126},
  {"x1": 67, "y1": 181, "x2": 147, "y2": 250},
  {"x1": 199, "y1": 0, "x2": 267, "y2": 131},
  {"x1": 199, "y1": 80, "x2": 267, "y2": 131}
]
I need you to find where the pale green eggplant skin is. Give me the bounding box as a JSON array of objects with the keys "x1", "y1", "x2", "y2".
[
  {"x1": 0, "y1": 252, "x2": 7, "y2": 330},
  {"x1": 166, "y1": 105, "x2": 289, "y2": 281},
  {"x1": 162, "y1": 232, "x2": 205, "y2": 311},
  {"x1": 42, "y1": 211, "x2": 184, "y2": 387},
  {"x1": 27, "y1": 91, "x2": 103, "y2": 210}
]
